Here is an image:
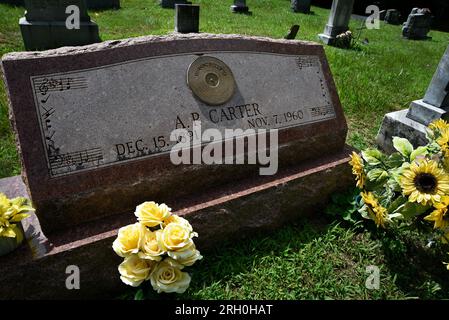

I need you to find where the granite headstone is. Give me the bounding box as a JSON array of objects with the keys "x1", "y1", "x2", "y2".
[
  {"x1": 230, "y1": 0, "x2": 249, "y2": 14},
  {"x1": 175, "y1": 4, "x2": 199, "y2": 33},
  {"x1": 384, "y1": 9, "x2": 401, "y2": 25},
  {"x1": 86, "y1": 0, "x2": 120, "y2": 9},
  {"x1": 2, "y1": 34, "x2": 348, "y2": 234},
  {"x1": 402, "y1": 8, "x2": 432, "y2": 40},
  {"x1": 377, "y1": 45, "x2": 449, "y2": 151},
  {"x1": 20, "y1": 0, "x2": 100, "y2": 51},
  {"x1": 160, "y1": 0, "x2": 189, "y2": 9},
  {"x1": 0, "y1": 33, "x2": 353, "y2": 298},
  {"x1": 291, "y1": 0, "x2": 311, "y2": 14},
  {"x1": 318, "y1": 0, "x2": 355, "y2": 45}
]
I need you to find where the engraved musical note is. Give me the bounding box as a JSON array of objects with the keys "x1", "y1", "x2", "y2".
[
  {"x1": 33, "y1": 76, "x2": 88, "y2": 94},
  {"x1": 45, "y1": 119, "x2": 52, "y2": 130},
  {"x1": 38, "y1": 78, "x2": 49, "y2": 95},
  {"x1": 41, "y1": 95, "x2": 50, "y2": 104},
  {"x1": 45, "y1": 130, "x2": 56, "y2": 140},
  {"x1": 41, "y1": 106, "x2": 55, "y2": 119},
  {"x1": 296, "y1": 56, "x2": 320, "y2": 70},
  {"x1": 48, "y1": 148, "x2": 103, "y2": 171},
  {"x1": 309, "y1": 105, "x2": 334, "y2": 118}
]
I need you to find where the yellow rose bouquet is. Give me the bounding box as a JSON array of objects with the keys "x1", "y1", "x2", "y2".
[
  {"x1": 0, "y1": 192, "x2": 34, "y2": 256},
  {"x1": 113, "y1": 201, "x2": 202, "y2": 294}
]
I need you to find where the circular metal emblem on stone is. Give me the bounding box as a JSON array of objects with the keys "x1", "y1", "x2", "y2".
[{"x1": 187, "y1": 56, "x2": 236, "y2": 106}]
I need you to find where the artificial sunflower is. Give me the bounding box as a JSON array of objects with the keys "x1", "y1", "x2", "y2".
[
  {"x1": 429, "y1": 119, "x2": 449, "y2": 133},
  {"x1": 400, "y1": 159, "x2": 449, "y2": 206},
  {"x1": 349, "y1": 151, "x2": 365, "y2": 188},
  {"x1": 436, "y1": 129, "x2": 449, "y2": 155},
  {"x1": 361, "y1": 191, "x2": 388, "y2": 228},
  {"x1": 424, "y1": 195, "x2": 449, "y2": 229}
]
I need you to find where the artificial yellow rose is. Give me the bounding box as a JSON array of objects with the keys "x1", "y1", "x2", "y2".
[
  {"x1": 163, "y1": 214, "x2": 193, "y2": 232},
  {"x1": 168, "y1": 242, "x2": 203, "y2": 267},
  {"x1": 138, "y1": 228, "x2": 165, "y2": 261},
  {"x1": 118, "y1": 255, "x2": 155, "y2": 287},
  {"x1": 158, "y1": 222, "x2": 197, "y2": 252},
  {"x1": 112, "y1": 223, "x2": 142, "y2": 257},
  {"x1": 150, "y1": 259, "x2": 191, "y2": 293},
  {"x1": 135, "y1": 201, "x2": 171, "y2": 227}
]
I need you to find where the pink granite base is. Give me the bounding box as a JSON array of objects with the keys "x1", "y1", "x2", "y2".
[{"x1": 0, "y1": 146, "x2": 354, "y2": 299}]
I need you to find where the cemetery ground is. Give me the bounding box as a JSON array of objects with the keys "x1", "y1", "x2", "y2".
[{"x1": 1, "y1": 0, "x2": 449, "y2": 299}]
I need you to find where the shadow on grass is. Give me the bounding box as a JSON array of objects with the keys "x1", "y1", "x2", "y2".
[
  {"x1": 374, "y1": 227, "x2": 449, "y2": 299},
  {"x1": 0, "y1": 0, "x2": 24, "y2": 7},
  {"x1": 118, "y1": 212, "x2": 449, "y2": 300},
  {"x1": 120, "y1": 215, "x2": 333, "y2": 300}
]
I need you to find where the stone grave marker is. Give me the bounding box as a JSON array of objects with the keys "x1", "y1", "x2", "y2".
[
  {"x1": 291, "y1": 0, "x2": 311, "y2": 14},
  {"x1": 402, "y1": 8, "x2": 432, "y2": 40},
  {"x1": 384, "y1": 9, "x2": 401, "y2": 25},
  {"x1": 377, "y1": 45, "x2": 449, "y2": 152},
  {"x1": 230, "y1": 0, "x2": 249, "y2": 14},
  {"x1": 175, "y1": 4, "x2": 199, "y2": 33},
  {"x1": 318, "y1": 0, "x2": 355, "y2": 45},
  {"x1": 160, "y1": 0, "x2": 189, "y2": 9},
  {"x1": 1, "y1": 34, "x2": 352, "y2": 298},
  {"x1": 86, "y1": 0, "x2": 120, "y2": 9},
  {"x1": 20, "y1": 0, "x2": 101, "y2": 51}
]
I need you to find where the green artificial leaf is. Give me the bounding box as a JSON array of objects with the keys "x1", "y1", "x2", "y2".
[
  {"x1": 325, "y1": 188, "x2": 361, "y2": 225},
  {"x1": 387, "y1": 166, "x2": 406, "y2": 192},
  {"x1": 384, "y1": 152, "x2": 405, "y2": 169},
  {"x1": 410, "y1": 146, "x2": 428, "y2": 161},
  {"x1": 378, "y1": 187, "x2": 395, "y2": 208},
  {"x1": 392, "y1": 137, "x2": 414, "y2": 157},
  {"x1": 425, "y1": 127, "x2": 435, "y2": 142},
  {"x1": 427, "y1": 142, "x2": 441, "y2": 155},
  {"x1": 358, "y1": 204, "x2": 370, "y2": 220},
  {"x1": 134, "y1": 289, "x2": 145, "y2": 300},
  {"x1": 361, "y1": 148, "x2": 385, "y2": 166},
  {"x1": 387, "y1": 195, "x2": 408, "y2": 214},
  {"x1": 392, "y1": 201, "x2": 430, "y2": 219},
  {"x1": 387, "y1": 177, "x2": 401, "y2": 192},
  {"x1": 366, "y1": 168, "x2": 389, "y2": 184}
]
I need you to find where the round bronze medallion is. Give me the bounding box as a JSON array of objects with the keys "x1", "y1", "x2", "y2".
[{"x1": 187, "y1": 56, "x2": 236, "y2": 106}]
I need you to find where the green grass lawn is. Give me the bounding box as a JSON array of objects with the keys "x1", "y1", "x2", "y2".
[{"x1": 1, "y1": 0, "x2": 449, "y2": 299}]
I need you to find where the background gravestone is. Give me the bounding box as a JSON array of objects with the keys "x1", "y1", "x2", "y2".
[
  {"x1": 318, "y1": 0, "x2": 355, "y2": 45},
  {"x1": 291, "y1": 0, "x2": 311, "y2": 14},
  {"x1": 20, "y1": 0, "x2": 101, "y2": 51},
  {"x1": 402, "y1": 8, "x2": 432, "y2": 40},
  {"x1": 160, "y1": 0, "x2": 189, "y2": 9},
  {"x1": 175, "y1": 3, "x2": 199, "y2": 33},
  {"x1": 230, "y1": 0, "x2": 249, "y2": 14},
  {"x1": 86, "y1": 0, "x2": 120, "y2": 9},
  {"x1": 384, "y1": 9, "x2": 401, "y2": 25},
  {"x1": 377, "y1": 45, "x2": 449, "y2": 152}
]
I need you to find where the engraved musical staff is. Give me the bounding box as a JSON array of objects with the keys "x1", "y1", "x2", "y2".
[
  {"x1": 296, "y1": 56, "x2": 320, "y2": 70},
  {"x1": 48, "y1": 148, "x2": 103, "y2": 171},
  {"x1": 33, "y1": 76, "x2": 88, "y2": 95},
  {"x1": 309, "y1": 105, "x2": 334, "y2": 118}
]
